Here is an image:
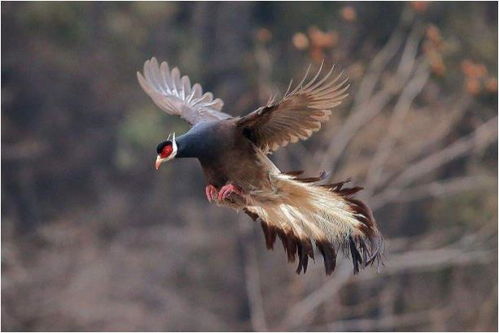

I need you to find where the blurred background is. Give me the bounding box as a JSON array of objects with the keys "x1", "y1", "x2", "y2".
[{"x1": 2, "y1": 2, "x2": 498, "y2": 331}]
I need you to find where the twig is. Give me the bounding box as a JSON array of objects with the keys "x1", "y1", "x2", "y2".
[
  {"x1": 384, "y1": 116, "x2": 497, "y2": 190},
  {"x1": 279, "y1": 238, "x2": 494, "y2": 330},
  {"x1": 370, "y1": 175, "x2": 495, "y2": 210},
  {"x1": 402, "y1": 96, "x2": 472, "y2": 163},
  {"x1": 325, "y1": 307, "x2": 449, "y2": 331},
  {"x1": 278, "y1": 262, "x2": 353, "y2": 330},
  {"x1": 238, "y1": 217, "x2": 268, "y2": 331},
  {"x1": 364, "y1": 60, "x2": 430, "y2": 195},
  {"x1": 317, "y1": 28, "x2": 425, "y2": 175}
]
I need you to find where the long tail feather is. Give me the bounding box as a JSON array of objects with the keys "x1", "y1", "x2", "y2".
[{"x1": 244, "y1": 172, "x2": 384, "y2": 275}]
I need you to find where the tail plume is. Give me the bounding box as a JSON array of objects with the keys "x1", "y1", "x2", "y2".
[{"x1": 244, "y1": 172, "x2": 384, "y2": 275}]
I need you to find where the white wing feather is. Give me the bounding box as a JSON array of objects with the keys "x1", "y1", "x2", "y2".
[{"x1": 137, "y1": 57, "x2": 232, "y2": 125}]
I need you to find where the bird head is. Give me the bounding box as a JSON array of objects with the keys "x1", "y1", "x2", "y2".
[{"x1": 155, "y1": 132, "x2": 178, "y2": 170}]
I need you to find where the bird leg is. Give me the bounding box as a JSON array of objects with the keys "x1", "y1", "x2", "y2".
[
  {"x1": 218, "y1": 183, "x2": 244, "y2": 201},
  {"x1": 205, "y1": 184, "x2": 218, "y2": 203}
]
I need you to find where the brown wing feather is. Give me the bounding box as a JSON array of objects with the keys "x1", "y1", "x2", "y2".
[{"x1": 237, "y1": 64, "x2": 349, "y2": 153}]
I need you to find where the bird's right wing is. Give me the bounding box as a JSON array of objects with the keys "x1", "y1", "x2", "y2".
[
  {"x1": 236, "y1": 64, "x2": 349, "y2": 153},
  {"x1": 137, "y1": 57, "x2": 232, "y2": 126}
]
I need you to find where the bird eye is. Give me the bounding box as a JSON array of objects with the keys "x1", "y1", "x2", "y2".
[
  {"x1": 156, "y1": 141, "x2": 172, "y2": 154},
  {"x1": 160, "y1": 144, "x2": 173, "y2": 158}
]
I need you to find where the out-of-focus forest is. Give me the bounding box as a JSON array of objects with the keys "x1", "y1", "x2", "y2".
[{"x1": 2, "y1": 2, "x2": 498, "y2": 331}]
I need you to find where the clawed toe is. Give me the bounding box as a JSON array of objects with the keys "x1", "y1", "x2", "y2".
[
  {"x1": 205, "y1": 184, "x2": 244, "y2": 202},
  {"x1": 217, "y1": 184, "x2": 243, "y2": 201},
  {"x1": 205, "y1": 185, "x2": 218, "y2": 202}
]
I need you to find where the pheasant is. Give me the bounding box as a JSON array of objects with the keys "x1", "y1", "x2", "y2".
[{"x1": 138, "y1": 58, "x2": 383, "y2": 275}]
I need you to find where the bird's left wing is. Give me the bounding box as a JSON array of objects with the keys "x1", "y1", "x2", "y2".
[
  {"x1": 236, "y1": 64, "x2": 349, "y2": 153},
  {"x1": 137, "y1": 57, "x2": 232, "y2": 126}
]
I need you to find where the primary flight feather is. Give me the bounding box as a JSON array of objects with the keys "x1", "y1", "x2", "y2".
[{"x1": 138, "y1": 57, "x2": 383, "y2": 275}]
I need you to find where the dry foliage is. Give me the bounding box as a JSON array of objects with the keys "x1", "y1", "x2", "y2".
[{"x1": 2, "y1": 2, "x2": 497, "y2": 331}]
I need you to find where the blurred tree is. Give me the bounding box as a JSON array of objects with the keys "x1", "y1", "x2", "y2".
[{"x1": 2, "y1": 2, "x2": 497, "y2": 331}]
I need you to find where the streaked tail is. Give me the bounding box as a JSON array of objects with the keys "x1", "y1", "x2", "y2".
[{"x1": 244, "y1": 172, "x2": 384, "y2": 275}]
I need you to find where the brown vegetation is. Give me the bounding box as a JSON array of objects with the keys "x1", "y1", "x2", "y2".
[{"x1": 2, "y1": 2, "x2": 497, "y2": 331}]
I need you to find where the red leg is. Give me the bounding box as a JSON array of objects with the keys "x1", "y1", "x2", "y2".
[
  {"x1": 205, "y1": 184, "x2": 218, "y2": 202},
  {"x1": 218, "y1": 184, "x2": 244, "y2": 201}
]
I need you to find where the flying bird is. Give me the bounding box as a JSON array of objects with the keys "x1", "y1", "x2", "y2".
[{"x1": 137, "y1": 57, "x2": 383, "y2": 275}]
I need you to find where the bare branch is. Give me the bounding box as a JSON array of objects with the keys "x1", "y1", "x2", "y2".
[
  {"x1": 278, "y1": 262, "x2": 353, "y2": 330},
  {"x1": 402, "y1": 95, "x2": 472, "y2": 162},
  {"x1": 325, "y1": 307, "x2": 450, "y2": 331},
  {"x1": 279, "y1": 230, "x2": 495, "y2": 331},
  {"x1": 385, "y1": 116, "x2": 497, "y2": 190},
  {"x1": 317, "y1": 25, "x2": 425, "y2": 175},
  {"x1": 238, "y1": 217, "x2": 268, "y2": 331},
  {"x1": 370, "y1": 175, "x2": 495, "y2": 210},
  {"x1": 364, "y1": 60, "x2": 430, "y2": 194},
  {"x1": 359, "y1": 247, "x2": 494, "y2": 280},
  {"x1": 351, "y1": 6, "x2": 415, "y2": 111}
]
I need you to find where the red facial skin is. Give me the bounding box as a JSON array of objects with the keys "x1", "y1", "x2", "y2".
[{"x1": 160, "y1": 145, "x2": 173, "y2": 159}]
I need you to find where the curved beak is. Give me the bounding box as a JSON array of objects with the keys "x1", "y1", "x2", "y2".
[{"x1": 155, "y1": 155, "x2": 164, "y2": 170}]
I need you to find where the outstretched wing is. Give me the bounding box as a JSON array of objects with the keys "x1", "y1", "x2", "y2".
[
  {"x1": 137, "y1": 57, "x2": 232, "y2": 126},
  {"x1": 236, "y1": 64, "x2": 349, "y2": 153}
]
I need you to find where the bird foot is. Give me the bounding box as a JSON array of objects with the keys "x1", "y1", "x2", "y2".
[
  {"x1": 218, "y1": 183, "x2": 244, "y2": 201},
  {"x1": 205, "y1": 184, "x2": 218, "y2": 203}
]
